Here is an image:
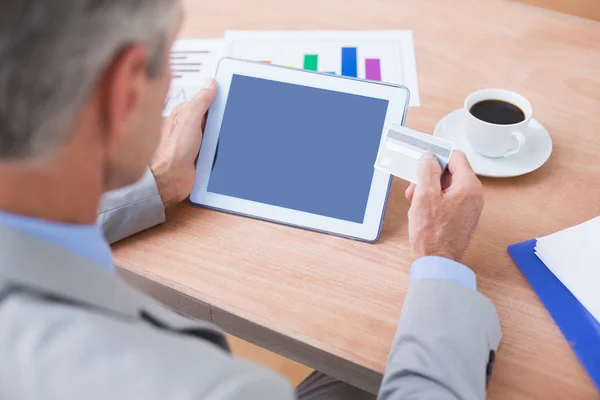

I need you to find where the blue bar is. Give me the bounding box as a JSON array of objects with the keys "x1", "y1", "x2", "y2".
[
  {"x1": 341, "y1": 47, "x2": 358, "y2": 77},
  {"x1": 325, "y1": 71, "x2": 336, "y2": 74}
]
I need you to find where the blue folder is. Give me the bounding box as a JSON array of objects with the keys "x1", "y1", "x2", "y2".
[{"x1": 508, "y1": 239, "x2": 600, "y2": 391}]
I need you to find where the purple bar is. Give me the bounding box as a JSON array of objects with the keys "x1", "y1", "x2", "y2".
[{"x1": 365, "y1": 58, "x2": 381, "y2": 81}]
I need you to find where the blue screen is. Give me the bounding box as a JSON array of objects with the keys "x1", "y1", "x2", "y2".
[{"x1": 207, "y1": 75, "x2": 389, "y2": 223}]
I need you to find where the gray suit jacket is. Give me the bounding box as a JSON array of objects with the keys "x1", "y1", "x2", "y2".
[{"x1": 0, "y1": 169, "x2": 501, "y2": 399}]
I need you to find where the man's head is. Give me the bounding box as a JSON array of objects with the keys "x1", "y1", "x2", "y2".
[{"x1": 0, "y1": 0, "x2": 181, "y2": 190}]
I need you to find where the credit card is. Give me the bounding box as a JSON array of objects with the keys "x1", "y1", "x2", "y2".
[{"x1": 374, "y1": 124, "x2": 454, "y2": 183}]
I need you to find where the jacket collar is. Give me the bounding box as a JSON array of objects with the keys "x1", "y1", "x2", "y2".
[{"x1": 0, "y1": 226, "x2": 227, "y2": 348}]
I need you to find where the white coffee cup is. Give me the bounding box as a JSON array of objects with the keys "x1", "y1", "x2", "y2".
[{"x1": 464, "y1": 89, "x2": 532, "y2": 158}]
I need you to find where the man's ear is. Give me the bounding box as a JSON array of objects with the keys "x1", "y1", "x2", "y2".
[{"x1": 97, "y1": 45, "x2": 149, "y2": 147}]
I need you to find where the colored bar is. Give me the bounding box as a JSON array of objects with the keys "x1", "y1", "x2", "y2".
[
  {"x1": 259, "y1": 60, "x2": 271, "y2": 64},
  {"x1": 303, "y1": 54, "x2": 318, "y2": 71},
  {"x1": 365, "y1": 58, "x2": 382, "y2": 81},
  {"x1": 286, "y1": 64, "x2": 296, "y2": 68},
  {"x1": 341, "y1": 47, "x2": 358, "y2": 77}
]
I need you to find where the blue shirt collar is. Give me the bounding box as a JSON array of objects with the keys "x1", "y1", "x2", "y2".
[{"x1": 0, "y1": 210, "x2": 114, "y2": 273}]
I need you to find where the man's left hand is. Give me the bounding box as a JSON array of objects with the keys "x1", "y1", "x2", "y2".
[{"x1": 151, "y1": 78, "x2": 217, "y2": 208}]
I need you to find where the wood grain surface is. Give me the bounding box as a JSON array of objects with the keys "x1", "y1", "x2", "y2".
[
  {"x1": 513, "y1": 0, "x2": 600, "y2": 21},
  {"x1": 113, "y1": 0, "x2": 600, "y2": 398}
]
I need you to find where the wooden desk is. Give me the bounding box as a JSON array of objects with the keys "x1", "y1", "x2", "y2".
[{"x1": 113, "y1": 0, "x2": 600, "y2": 398}]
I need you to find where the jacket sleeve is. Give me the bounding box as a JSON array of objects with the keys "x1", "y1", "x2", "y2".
[
  {"x1": 98, "y1": 168, "x2": 166, "y2": 244},
  {"x1": 378, "y1": 279, "x2": 502, "y2": 400}
]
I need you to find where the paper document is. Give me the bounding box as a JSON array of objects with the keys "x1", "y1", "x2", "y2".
[
  {"x1": 224, "y1": 30, "x2": 420, "y2": 107},
  {"x1": 163, "y1": 39, "x2": 223, "y2": 116},
  {"x1": 163, "y1": 31, "x2": 421, "y2": 115},
  {"x1": 163, "y1": 84, "x2": 204, "y2": 117},
  {"x1": 535, "y1": 216, "x2": 600, "y2": 324},
  {"x1": 169, "y1": 39, "x2": 223, "y2": 83}
]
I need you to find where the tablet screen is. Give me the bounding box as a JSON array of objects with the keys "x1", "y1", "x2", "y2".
[{"x1": 207, "y1": 74, "x2": 389, "y2": 224}]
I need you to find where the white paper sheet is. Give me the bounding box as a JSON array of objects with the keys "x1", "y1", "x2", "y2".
[
  {"x1": 163, "y1": 39, "x2": 224, "y2": 117},
  {"x1": 169, "y1": 39, "x2": 223, "y2": 83},
  {"x1": 535, "y1": 216, "x2": 600, "y2": 324},
  {"x1": 163, "y1": 84, "x2": 204, "y2": 117},
  {"x1": 224, "y1": 30, "x2": 420, "y2": 107}
]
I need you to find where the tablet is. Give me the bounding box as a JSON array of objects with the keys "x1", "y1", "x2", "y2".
[{"x1": 190, "y1": 58, "x2": 409, "y2": 242}]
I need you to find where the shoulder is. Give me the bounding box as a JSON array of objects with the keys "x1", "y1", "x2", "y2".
[{"x1": 0, "y1": 291, "x2": 293, "y2": 400}]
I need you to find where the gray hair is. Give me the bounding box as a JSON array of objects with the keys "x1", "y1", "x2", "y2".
[{"x1": 0, "y1": 0, "x2": 179, "y2": 160}]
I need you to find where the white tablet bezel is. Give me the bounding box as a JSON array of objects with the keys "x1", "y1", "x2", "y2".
[{"x1": 190, "y1": 57, "x2": 409, "y2": 242}]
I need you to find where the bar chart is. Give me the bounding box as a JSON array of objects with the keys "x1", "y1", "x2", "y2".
[
  {"x1": 256, "y1": 48, "x2": 383, "y2": 81},
  {"x1": 225, "y1": 30, "x2": 420, "y2": 106},
  {"x1": 276, "y1": 47, "x2": 381, "y2": 81}
]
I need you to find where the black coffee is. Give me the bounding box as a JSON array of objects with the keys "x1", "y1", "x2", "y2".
[{"x1": 469, "y1": 99, "x2": 525, "y2": 125}]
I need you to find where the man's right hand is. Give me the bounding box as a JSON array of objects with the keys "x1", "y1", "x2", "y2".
[{"x1": 405, "y1": 151, "x2": 484, "y2": 263}]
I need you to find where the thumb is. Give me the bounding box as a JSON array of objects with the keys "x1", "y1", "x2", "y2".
[
  {"x1": 170, "y1": 79, "x2": 217, "y2": 162},
  {"x1": 189, "y1": 78, "x2": 217, "y2": 115},
  {"x1": 415, "y1": 153, "x2": 442, "y2": 195}
]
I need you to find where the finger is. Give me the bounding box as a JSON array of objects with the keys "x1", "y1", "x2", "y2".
[
  {"x1": 447, "y1": 151, "x2": 475, "y2": 178},
  {"x1": 171, "y1": 79, "x2": 216, "y2": 144},
  {"x1": 190, "y1": 78, "x2": 217, "y2": 116},
  {"x1": 174, "y1": 82, "x2": 217, "y2": 158},
  {"x1": 415, "y1": 153, "x2": 442, "y2": 196},
  {"x1": 405, "y1": 183, "x2": 416, "y2": 202},
  {"x1": 445, "y1": 151, "x2": 481, "y2": 194}
]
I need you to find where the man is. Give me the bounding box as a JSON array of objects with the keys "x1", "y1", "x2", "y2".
[{"x1": 0, "y1": 1, "x2": 500, "y2": 399}]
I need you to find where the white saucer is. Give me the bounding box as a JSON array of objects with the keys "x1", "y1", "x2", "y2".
[{"x1": 434, "y1": 109, "x2": 553, "y2": 178}]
